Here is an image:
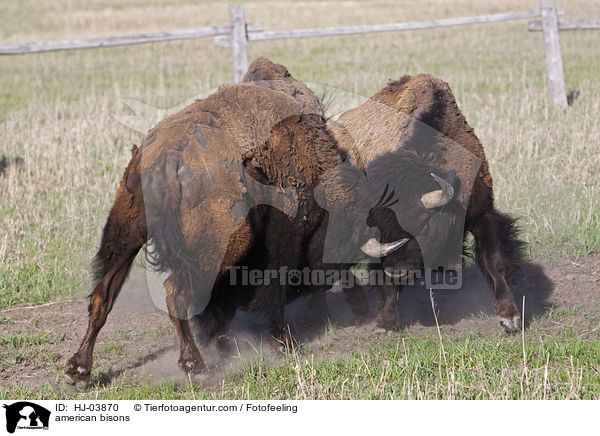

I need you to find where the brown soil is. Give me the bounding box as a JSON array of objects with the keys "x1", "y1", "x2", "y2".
[{"x1": 0, "y1": 256, "x2": 598, "y2": 391}]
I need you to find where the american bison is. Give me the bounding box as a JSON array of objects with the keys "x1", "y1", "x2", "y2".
[
  {"x1": 328, "y1": 74, "x2": 525, "y2": 332},
  {"x1": 65, "y1": 58, "x2": 353, "y2": 386},
  {"x1": 66, "y1": 58, "x2": 524, "y2": 387}
]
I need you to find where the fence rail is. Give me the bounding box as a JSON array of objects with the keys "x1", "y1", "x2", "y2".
[
  {"x1": 216, "y1": 9, "x2": 555, "y2": 46},
  {"x1": 0, "y1": 23, "x2": 263, "y2": 55},
  {"x1": 0, "y1": 1, "x2": 597, "y2": 106},
  {"x1": 528, "y1": 18, "x2": 600, "y2": 31}
]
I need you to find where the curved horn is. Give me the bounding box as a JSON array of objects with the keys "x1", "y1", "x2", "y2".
[
  {"x1": 360, "y1": 237, "x2": 410, "y2": 258},
  {"x1": 420, "y1": 173, "x2": 455, "y2": 209}
]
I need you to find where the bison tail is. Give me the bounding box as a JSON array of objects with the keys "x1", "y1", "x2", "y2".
[
  {"x1": 473, "y1": 207, "x2": 526, "y2": 281},
  {"x1": 492, "y1": 208, "x2": 526, "y2": 268}
]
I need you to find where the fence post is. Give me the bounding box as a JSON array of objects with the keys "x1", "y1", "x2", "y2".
[
  {"x1": 229, "y1": 4, "x2": 249, "y2": 83},
  {"x1": 540, "y1": 0, "x2": 567, "y2": 106}
]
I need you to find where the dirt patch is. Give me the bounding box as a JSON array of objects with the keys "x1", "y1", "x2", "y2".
[{"x1": 0, "y1": 256, "x2": 598, "y2": 392}]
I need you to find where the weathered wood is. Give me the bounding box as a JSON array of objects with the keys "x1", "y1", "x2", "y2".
[
  {"x1": 214, "y1": 25, "x2": 262, "y2": 47},
  {"x1": 529, "y1": 18, "x2": 600, "y2": 31},
  {"x1": 244, "y1": 10, "x2": 547, "y2": 42},
  {"x1": 229, "y1": 4, "x2": 249, "y2": 83},
  {"x1": 215, "y1": 9, "x2": 562, "y2": 46},
  {"x1": 0, "y1": 24, "x2": 262, "y2": 55},
  {"x1": 540, "y1": 0, "x2": 568, "y2": 106}
]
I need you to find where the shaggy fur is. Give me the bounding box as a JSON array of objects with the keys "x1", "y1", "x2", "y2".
[
  {"x1": 243, "y1": 56, "x2": 325, "y2": 117},
  {"x1": 332, "y1": 75, "x2": 493, "y2": 212},
  {"x1": 66, "y1": 58, "x2": 346, "y2": 386},
  {"x1": 330, "y1": 74, "x2": 525, "y2": 332}
]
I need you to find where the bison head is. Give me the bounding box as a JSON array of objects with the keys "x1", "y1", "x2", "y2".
[
  {"x1": 359, "y1": 150, "x2": 464, "y2": 285},
  {"x1": 315, "y1": 149, "x2": 465, "y2": 288}
]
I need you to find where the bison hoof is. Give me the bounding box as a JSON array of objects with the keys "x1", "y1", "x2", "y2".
[
  {"x1": 65, "y1": 362, "x2": 91, "y2": 389},
  {"x1": 179, "y1": 359, "x2": 208, "y2": 375},
  {"x1": 215, "y1": 334, "x2": 233, "y2": 355},
  {"x1": 375, "y1": 316, "x2": 400, "y2": 332},
  {"x1": 374, "y1": 327, "x2": 393, "y2": 336},
  {"x1": 499, "y1": 315, "x2": 521, "y2": 332}
]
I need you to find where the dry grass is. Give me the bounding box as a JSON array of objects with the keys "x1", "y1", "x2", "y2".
[{"x1": 0, "y1": 0, "x2": 599, "y2": 308}]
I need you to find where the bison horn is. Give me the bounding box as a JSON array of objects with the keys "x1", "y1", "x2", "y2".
[
  {"x1": 420, "y1": 173, "x2": 455, "y2": 209},
  {"x1": 360, "y1": 237, "x2": 410, "y2": 258}
]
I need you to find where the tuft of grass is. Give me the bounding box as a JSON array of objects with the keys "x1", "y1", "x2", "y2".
[
  {"x1": 97, "y1": 343, "x2": 125, "y2": 359},
  {"x1": 0, "y1": 331, "x2": 53, "y2": 348}
]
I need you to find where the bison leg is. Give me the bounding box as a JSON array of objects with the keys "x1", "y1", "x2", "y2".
[
  {"x1": 342, "y1": 275, "x2": 370, "y2": 317},
  {"x1": 164, "y1": 272, "x2": 208, "y2": 375},
  {"x1": 65, "y1": 252, "x2": 138, "y2": 388},
  {"x1": 310, "y1": 276, "x2": 369, "y2": 318},
  {"x1": 261, "y1": 216, "x2": 303, "y2": 351},
  {"x1": 472, "y1": 209, "x2": 523, "y2": 332},
  {"x1": 374, "y1": 283, "x2": 402, "y2": 331},
  {"x1": 267, "y1": 278, "x2": 291, "y2": 350},
  {"x1": 66, "y1": 172, "x2": 145, "y2": 388},
  {"x1": 304, "y1": 275, "x2": 368, "y2": 328},
  {"x1": 192, "y1": 303, "x2": 237, "y2": 356},
  {"x1": 307, "y1": 291, "x2": 331, "y2": 321}
]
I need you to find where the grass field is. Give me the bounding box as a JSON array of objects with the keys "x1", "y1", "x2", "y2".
[{"x1": 0, "y1": 0, "x2": 599, "y2": 400}]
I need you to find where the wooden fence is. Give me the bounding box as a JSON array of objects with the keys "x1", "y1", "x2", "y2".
[{"x1": 1, "y1": 0, "x2": 598, "y2": 106}]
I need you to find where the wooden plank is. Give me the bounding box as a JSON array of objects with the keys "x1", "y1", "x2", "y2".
[
  {"x1": 540, "y1": 0, "x2": 568, "y2": 106},
  {"x1": 216, "y1": 9, "x2": 562, "y2": 46},
  {"x1": 214, "y1": 25, "x2": 262, "y2": 47},
  {"x1": 529, "y1": 18, "x2": 600, "y2": 31},
  {"x1": 0, "y1": 23, "x2": 262, "y2": 55},
  {"x1": 229, "y1": 4, "x2": 249, "y2": 83},
  {"x1": 245, "y1": 10, "x2": 545, "y2": 42}
]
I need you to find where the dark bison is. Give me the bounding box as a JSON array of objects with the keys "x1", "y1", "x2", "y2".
[
  {"x1": 328, "y1": 74, "x2": 525, "y2": 332},
  {"x1": 65, "y1": 57, "x2": 371, "y2": 387}
]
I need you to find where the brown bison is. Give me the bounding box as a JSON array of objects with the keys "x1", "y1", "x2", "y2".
[
  {"x1": 328, "y1": 74, "x2": 525, "y2": 332},
  {"x1": 66, "y1": 58, "x2": 523, "y2": 387},
  {"x1": 65, "y1": 58, "x2": 355, "y2": 386}
]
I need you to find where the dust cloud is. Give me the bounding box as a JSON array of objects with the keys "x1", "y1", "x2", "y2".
[{"x1": 109, "y1": 259, "x2": 553, "y2": 383}]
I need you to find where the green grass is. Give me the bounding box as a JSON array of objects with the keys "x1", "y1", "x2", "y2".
[
  {"x1": 0, "y1": 330, "x2": 65, "y2": 371},
  {"x1": 1, "y1": 329, "x2": 599, "y2": 400},
  {"x1": 0, "y1": 331, "x2": 54, "y2": 348}
]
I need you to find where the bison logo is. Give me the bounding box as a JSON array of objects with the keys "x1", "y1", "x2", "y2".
[{"x1": 2, "y1": 402, "x2": 50, "y2": 434}]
